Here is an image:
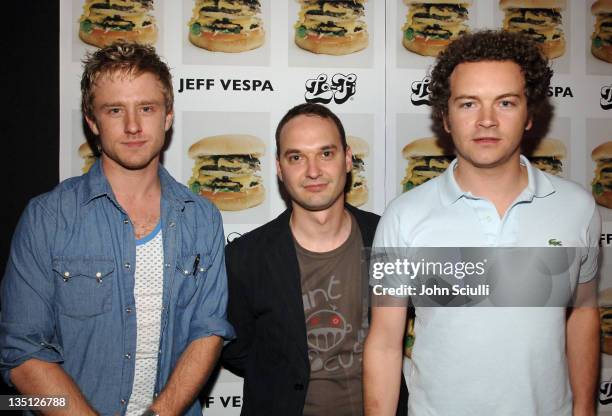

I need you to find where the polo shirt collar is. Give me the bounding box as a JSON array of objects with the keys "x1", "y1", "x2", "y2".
[{"x1": 438, "y1": 155, "x2": 556, "y2": 206}]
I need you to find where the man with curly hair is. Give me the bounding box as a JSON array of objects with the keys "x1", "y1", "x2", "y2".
[{"x1": 364, "y1": 30, "x2": 600, "y2": 415}]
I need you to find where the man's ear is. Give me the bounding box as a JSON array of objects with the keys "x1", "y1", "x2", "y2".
[
  {"x1": 525, "y1": 117, "x2": 533, "y2": 131},
  {"x1": 443, "y1": 113, "x2": 451, "y2": 134},
  {"x1": 345, "y1": 145, "x2": 353, "y2": 174},
  {"x1": 276, "y1": 158, "x2": 283, "y2": 182},
  {"x1": 164, "y1": 110, "x2": 174, "y2": 132},
  {"x1": 85, "y1": 115, "x2": 100, "y2": 136}
]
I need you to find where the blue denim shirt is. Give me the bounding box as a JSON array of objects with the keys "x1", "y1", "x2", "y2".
[{"x1": 0, "y1": 161, "x2": 235, "y2": 415}]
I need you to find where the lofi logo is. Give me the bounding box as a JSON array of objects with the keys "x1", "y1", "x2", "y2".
[
  {"x1": 547, "y1": 239, "x2": 562, "y2": 246},
  {"x1": 411, "y1": 76, "x2": 431, "y2": 106},
  {"x1": 305, "y1": 73, "x2": 357, "y2": 105},
  {"x1": 600, "y1": 377, "x2": 612, "y2": 405},
  {"x1": 601, "y1": 84, "x2": 612, "y2": 110}
]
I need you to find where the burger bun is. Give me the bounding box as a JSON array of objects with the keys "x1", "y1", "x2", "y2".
[
  {"x1": 591, "y1": 141, "x2": 612, "y2": 161},
  {"x1": 346, "y1": 185, "x2": 368, "y2": 207},
  {"x1": 591, "y1": 43, "x2": 612, "y2": 63},
  {"x1": 527, "y1": 138, "x2": 567, "y2": 159},
  {"x1": 592, "y1": 0, "x2": 612, "y2": 15},
  {"x1": 404, "y1": 0, "x2": 471, "y2": 4},
  {"x1": 499, "y1": 0, "x2": 566, "y2": 10},
  {"x1": 540, "y1": 37, "x2": 566, "y2": 59},
  {"x1": 402, "y1": 137, "x2": 454, "y2": 159},
  {"x1": 189, "y1": 28, "x2": 265, "y2": 52},
  {"x1": 188, "y1": 134, "x2": 265, "y2": 158},
  {"x1": 78, "y1": 142, "x2": 95, "y2": 159},
  {"x1": 201, "y1": 185, "x2": 265, "y2": 211},
  {"x1": 347, "y1": 136, "x2": 369, "y2": 157},
  {"x1": 295, "y1": 30, "x2": 368, "y2": 55},
  {"x1": 402, "y1": 36, "x2": 449, "y2": 57},
  {"x1": 79, "y1": 25, "x2": 158, "y2": 48}
]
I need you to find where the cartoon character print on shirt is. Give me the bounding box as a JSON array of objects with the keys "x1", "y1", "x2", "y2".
[{"x1": 303, "y1": 274, "x2": 363, "y2": 373}]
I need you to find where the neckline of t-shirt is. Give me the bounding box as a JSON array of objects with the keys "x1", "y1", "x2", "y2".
[
  {"x1": 136, "y1": 222, "x2": 162, "y2": 246},
  {"x1": 293, "y1": 212, "x2": 361, "y2": 259}
]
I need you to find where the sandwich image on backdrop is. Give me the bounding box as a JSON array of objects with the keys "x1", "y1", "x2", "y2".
[
  {"x1": 600, "y1": 288, "x2": 612, "y2": 355},
  {"x1": 591, "y1": 0, "x2": 612, "y2": 63},
  {"x1": 188, "y1": 134, "x2": 265, "y2": 211},
  {"x1": 78, "y1": 142, "x2": 97, "y2": 174},
  {"x1": 346, "y1": 135, "x2": 369, "y2": 207},
  {"x1": 499, "y1": 0, "x2": 566, "y2": 59},
  {"x1": 188, "y1": 0, "x2": 265, "y2": 52},
  {"x1": 591, "y1": 141, "x2": 612, "y2": 208},
  {"x1": 401, "y1": 0, "x2": 472, "y2": 57},
  {"x1": 294, "y1": 0, "x2": 369, "y2": 55},
  {"x1": 401, "y1": 137, "x2": 454, "y2": 192},
  {"x1": 525, "y1": 138, "x2": 566, "y2": 177},
  {"x1": 79, "y1": 0, "x2": 157, "y2": 47}
]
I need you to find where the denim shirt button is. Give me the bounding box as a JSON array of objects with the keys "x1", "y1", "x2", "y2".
[
  {"x1": 125, "y1": 307, "x2": 132, "y2": 314},
  {"x1": 164, "y1": 263, "x2": 170, "y2": 268},
  {"x1": 120, "y1": 399, "x2": 126, "y2": 405},
  {"x1": 124, "y1": 352, "x2": 131, "y2": 359},
  {"x1": 169, "y1": 222, "x2": 176, "y2": 228},
  {"x1": 124, "y1": 262, "x2": 131, "y2": 270},
  {"x1": 123, "y1": 219, "x2": 129, "y2": 225}
]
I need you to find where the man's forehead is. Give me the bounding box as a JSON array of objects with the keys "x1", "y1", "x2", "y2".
[
  {"x1": 449, "y1": 60, "x2": 526, "y2": 95},
  {"x1": 281, "y1": 114, "x2": 340, "y2": 138}
]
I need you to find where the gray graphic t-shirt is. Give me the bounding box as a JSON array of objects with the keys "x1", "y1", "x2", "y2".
[{"x1": 295, "y1": 214, "x2": 366, "y2": 416}]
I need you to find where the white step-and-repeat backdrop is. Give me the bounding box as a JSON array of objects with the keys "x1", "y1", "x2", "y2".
[{"x1": 59, "y1": 1, "x2": 611, "y2": 414}]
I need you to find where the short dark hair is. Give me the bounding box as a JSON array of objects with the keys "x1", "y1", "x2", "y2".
[
  {"x1": 429, "y1": 30, "x2": 553, "y2": 128},
  {"x1": 275, "y1": 103, "x2": 347, "y2": 158},
  {"x1": 81, "y1": 42, "x2": 173, "y2": 121}
]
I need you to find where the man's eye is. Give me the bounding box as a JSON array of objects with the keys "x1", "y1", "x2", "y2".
[
  {"x1": 108, "y1": 108, "x2": 122, "y2": 115},
  {"x1": 322, "y1": 150, "x2": 333, "y2": 158},
  {"x1": 290, "y1": 155, "x2": 301, "y2": 161},
  {"x1": 142, "y1": 106, "x2": 154, "y2": 113},
  {"x1": 459, "y1": 102, "x2": 473, "y2": 109},
  {"x1": 500, "y1": 100, "x2": 515, "y2": 107}
]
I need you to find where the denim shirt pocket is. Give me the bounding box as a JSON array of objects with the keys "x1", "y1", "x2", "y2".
[
  {"x1": 175, "y1": 252, "x2": 209, "y2": 308},
  {"x1": 52, "y1": 258, "x2": 114, "y2": 318}
]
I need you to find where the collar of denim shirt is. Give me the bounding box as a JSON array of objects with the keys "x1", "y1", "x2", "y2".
[{"x1": 80, "y1": 159, "x2": 195, "y2": 211}]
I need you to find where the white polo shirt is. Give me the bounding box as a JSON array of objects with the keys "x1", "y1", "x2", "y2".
[{"x1": 374, "y1": 156, "x2": 600, "y2": 416}]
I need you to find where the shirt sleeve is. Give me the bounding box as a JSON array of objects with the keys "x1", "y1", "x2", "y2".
[
  {"x1": 187, "y1": 208, "x2": 236, "y2": 345},
  {"x1": 221, "y1": 236, "x2": 255, "y2": 374},
  {"x1": 0, "y1": 200, "x2": 64, "y2": 385},
  {"x1": 370, "y1": 203, "x2": 412, "y2": 294},
  {"x1": 579, "y1": 203, "x2": 601, "y2": 284}
]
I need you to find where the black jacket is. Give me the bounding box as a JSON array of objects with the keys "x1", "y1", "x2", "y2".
[{"x1": 222, "y1": 204, "x2": 408, "y2": 416}]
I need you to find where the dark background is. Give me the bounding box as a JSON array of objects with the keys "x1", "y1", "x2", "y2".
[{"x1": 1, "y1": 2, "x2": 59, "y2": 392}]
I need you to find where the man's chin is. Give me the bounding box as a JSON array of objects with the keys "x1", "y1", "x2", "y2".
[
  {"x1": 457, "y1": 153, "x2": 519, "y2": 170},
  {"x1": 102, "y1": 154, "x2": 159, "y2": 171},
  {"x1": 292, "y1": 193, "x2": 345, "y2": 213}
]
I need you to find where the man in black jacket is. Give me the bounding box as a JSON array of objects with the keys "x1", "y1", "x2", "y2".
[{"x1": 223, "y1": 103, "x2": 407, "y2": 416}]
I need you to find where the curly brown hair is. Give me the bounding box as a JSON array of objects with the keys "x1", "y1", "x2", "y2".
[{"x1": 429, "y1": 30, "x2": 552, "y2": 129}]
